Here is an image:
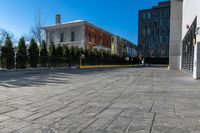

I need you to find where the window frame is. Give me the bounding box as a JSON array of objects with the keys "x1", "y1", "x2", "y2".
[
  {"x1": 71, "y1": 31, "x2": 75, "y2": 42},
  {"x1": 60, "y1": 32, "x2": 64, "y2": 43}
]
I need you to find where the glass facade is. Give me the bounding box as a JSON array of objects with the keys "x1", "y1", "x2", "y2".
[{"x1": 138, "y1": 1, "x2": 170, "y2": 59}]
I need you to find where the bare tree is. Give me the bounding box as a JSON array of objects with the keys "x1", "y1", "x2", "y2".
[
  {"x1": 0, "y1": 28, "x2": 8, "y2": 45},
  {"x1": 31, "y1": 10, "x2": 44, "y2": 46},
  {"x1": 0, "y1": 28, "x2": 15, "y2": 46},
  {"x1": 23, "y1": 33, "x2": 31, "y2": 43}
]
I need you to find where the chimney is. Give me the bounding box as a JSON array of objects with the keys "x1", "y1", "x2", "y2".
[{"x1": 56, "y1": 14, "x2": 61, "y2": 25}]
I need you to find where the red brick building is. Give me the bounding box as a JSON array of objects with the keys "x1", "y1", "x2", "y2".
[{"x1": 85, "y1": 24, "x2": 112, "y2": 51}]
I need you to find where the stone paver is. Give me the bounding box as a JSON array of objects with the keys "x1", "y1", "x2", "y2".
[{"x1": 0, "y1": 68, "x2": 200, "y2": 132}]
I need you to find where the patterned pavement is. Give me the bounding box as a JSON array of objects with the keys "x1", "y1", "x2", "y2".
[{"x1": 0, "y1": 68, "x2": 199, "y2": 133}]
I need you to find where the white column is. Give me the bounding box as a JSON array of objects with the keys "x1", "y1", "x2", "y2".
[
  {"x1": 193, "y1": 42, "x2": 200, "y2": 79},
  {"x1": 193, "y1": 44, "x2": 197, "y2": 79},
  {"x1": 169, "y1": 0, "x2": 183, "y2": 70},
  {"x1": 194, "y1": 16, "x2": 200, "y2": 79}
]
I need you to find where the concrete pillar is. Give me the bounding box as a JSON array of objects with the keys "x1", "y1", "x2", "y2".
[
  {"x1": 169, "y1": 0, "x2": 183, "y2": 70},
  {"x1": 194, "y1": 15, "x2": 200, "y2": 79},
  {"x1": 193, "y1": 42, "x2": 200, "y2": 79}
]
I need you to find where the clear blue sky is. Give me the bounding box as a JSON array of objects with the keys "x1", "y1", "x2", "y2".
[{"x1": 0, "y1": 0, "x2": 167, "y2": 44}]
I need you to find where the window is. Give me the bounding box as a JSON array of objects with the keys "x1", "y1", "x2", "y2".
[
  {"x1": 71, "y1": 31, "x2": 75, "y2": 42},
  {"x1": 154, "y1": 36, "x2": 157, "y2": 44},
  {"x1": 149, "y1": 37, "x2": 152, "y2": 44},
  {"x1": 99, "y1": 36, "x2": 103, "y2": 45},
  {"x1": 152, "y1": 29, "x2": 154, "y2": 35},
  {"x1": 112, "y1": 37, "x2": 114, "y2": 43},
  {"x1": 157, "y1": 29, "x2": 160, "y2": 35},
  {"x1": 88, "y1": 33, "x2": 92, "y2": 42},
  {"x1": 159, "y1": 11, "x2": 162, "y2": 18},
  {"x1": 164, "y1": 10, "x2": 167, "y2": 18},
  {"x1": 166, "y1": 36, "x2": 169, "y2": 43},
  {"x1": 149, "y1": 21, "x2": 153, "y2": 28},
  {"x1": 147, "y1": 29, "x2": 150, "y2": 35},
  {"x1": 145, "y1": 22, "x2": 148, "y2": 28},
  {"x1": 151, "y1": 12, "x2": 155, "y2": 19},
  {"x1": 157, "y1": 20, "x2": 159, "y2": 27},
  {"x1": 160, "y1": 36, "x2": 163, "y2": 43},
  {"x1": 162, "y1": 11, "x2": 166, "y2": 18},
  {"x1": 148, "y1": 12, "x2": 151, "y2": 19},
  {"x1": 60, "y1": 32, "x2": 64, "y2": 42},
  {"x1": 152, "y1": 44, "x2": 154, "y2": 49},
  {"x1": 142, "y1": 13, "x2": 146, "y2": 20},
  {"x1": 162, "y1": 29, "x2": 165, "y2": 35},
  {"x1": 142, "y1": 29, "x2": 146, "y2": 36},
  {"x1": 157, "y1": 11, "x2": 160, "y2": 18},
  {"x1": 95, "y1": 35, "x2": 98, "y2": 43}
]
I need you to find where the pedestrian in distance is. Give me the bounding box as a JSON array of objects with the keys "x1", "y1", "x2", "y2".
[{"x1": 142, "y1": 58, "x2": 145, "y2": 67}]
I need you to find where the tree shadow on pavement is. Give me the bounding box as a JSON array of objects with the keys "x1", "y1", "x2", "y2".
[{"x1": 0, "y1": 68, "x2": 119, "y2": 88}]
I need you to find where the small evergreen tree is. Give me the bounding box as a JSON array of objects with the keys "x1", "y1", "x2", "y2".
[
  {"x1": 70, "y1": 46, "x2": 76, "y2": 65},
  {"x1": 39, "y1": 40, "x2": 48, "y2": 67},
  {"x1": 49, "y1": 42, "x2": 56, "y2": 67},
  {"x1": 103, "y1": 50, "x2": 109, "y2": 65},
  {"x1": 75, "y1": 47, "x2": 81, "y2": 65},
  {"x1": 84, "y1": 49, "x2": 89, "y2": 58},
  {"x1": 99, "y1": 50, "x2": 104, "y2": 65},
  {"x1": 79, "y1": 47, "x2": 85, "y2": 66},
  {"x1": 84, "y1": 49, "x2": 92, "y2": 65},
  {"x1": 28, "y1": 38, "x2": 39, "y2": 67},
  {"x1": 70, "y1": 46, "x2": 76, "y2": 58},
  {"x1": 0, "y1": 46, "x2": 6, "y2": 69},
  {"x1": 16, "y1": 37, "x2": 28, "y2": 69},
  {"x1": 80, "y1": 48, "x2": 84, "y2": 56},
  {"x1": 3, "y1": 36, "x2": 15, "y2": 69},
  {"x1": 63, "y1": 46, "x2": 69, "y2": 58},
  {"x1": 75, "y1": 47, "x2": 81, "y2": 58},
  {"x1": 63, "y1": 46, "x2": 70, "y2": 66},
  {"x1": 55, "y1": 45, "x2": 63, "y2": 67}
]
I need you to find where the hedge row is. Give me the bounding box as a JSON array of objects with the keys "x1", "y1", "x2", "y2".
[{"x1": 0, "y1": 36, "x2": 139, "y2": 70}]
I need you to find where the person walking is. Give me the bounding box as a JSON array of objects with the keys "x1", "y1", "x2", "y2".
[{"x1": 142, "y1": 58, "x2": 145, "y2": 67}]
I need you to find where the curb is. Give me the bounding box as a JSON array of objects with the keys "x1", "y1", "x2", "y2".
[{"x1": 80, "y1": 65, "x2": 136, "y2": 69}]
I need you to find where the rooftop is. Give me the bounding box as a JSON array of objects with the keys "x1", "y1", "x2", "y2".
[{"x1": 139, "y1": 1, "x2": 170, "y2": 12}]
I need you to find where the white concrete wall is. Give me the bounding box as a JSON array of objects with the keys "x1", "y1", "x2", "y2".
[
  {"x1": 46, "y1": 25, "x2": 85, "y2": 48},
  {"x1": 182, "y1": 0, "x2": 200, "y2": 40},
  {"x1": 182, "y1": 0, "x2": 200, "y2": 79}
]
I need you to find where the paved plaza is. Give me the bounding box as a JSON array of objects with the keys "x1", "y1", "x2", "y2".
[{"x1": 0, "y1": 67, "x2": 200, "y2": 133}]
